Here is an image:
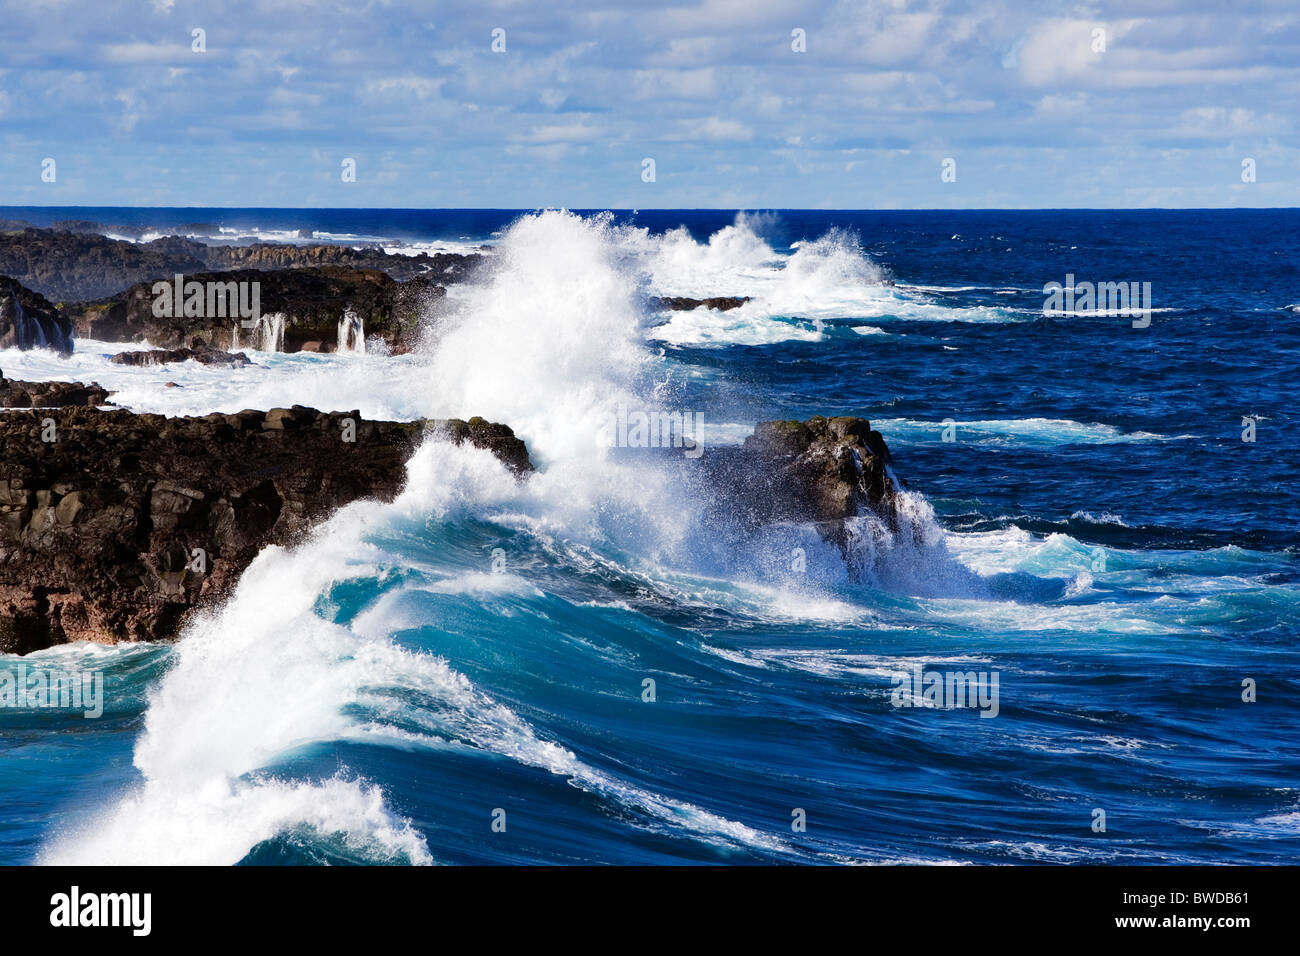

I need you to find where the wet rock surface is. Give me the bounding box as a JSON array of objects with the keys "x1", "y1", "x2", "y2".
[
  {"x1": 66, "y1": 267, "x2": 441, "y2": 353},
  {"x1": 0, "y1": 277, "x2": 74, "y2": 354},
  {"x1": 111, "y1": 342, "x2": 252, "y2": 367},
  {"x1": 0, "y1": 372, "x2": 110, "y2": 408},
  {"x1": 654, "y1": 295, "x2": 751, "y2": 312},
  {"x1": 0, "y1": 224, "x2": 484, "y2": 301},
  {"x1": 699, "y1": 415, "x2": 900, "y2": 546},
  {"x1": 0, "y1": 404, "x2": 531, "y2": 653}
]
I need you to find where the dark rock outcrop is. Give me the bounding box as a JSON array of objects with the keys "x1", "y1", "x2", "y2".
[
  {"x1": 655, "y1": 295, "x2": 750, "y2": 312},
  {"x1": 0, "y1": 372, "x2": 109, "y2": 408},
  {"x1": 0, "y1": 229, "x2": 209, "y2": 303},
  {"x1": 701, "y1": 415, "x2": 899, "y2": 547},
  {"x1": 67, "y1": 267, "x2": 439, "y2": 353},
  {"x1": 740, "y1": 416, "x2": 894, "y2": 523},
  {"x1": 112, "y1": 342, "x2": 252, "y2": 367},
  {"x1": 0, "y1": 277, "x2": 74, "y2": 354},
  {"x1": 0, "y1": 405, "x2": 532, "y2": 653},
  {"x1": 208, "y1": 244, "x2": 480, "y2": 284},
  {"x1": 0, "y1": 226, "x2": 484, "y2": 301}
]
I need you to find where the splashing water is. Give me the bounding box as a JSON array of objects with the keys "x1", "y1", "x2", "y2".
[
  {"x1": 337, "y1": 309, "x2": 366, "y2": 355},
  {"x1": 252, "y1": 312, "x2": 286, "y2": 352}
]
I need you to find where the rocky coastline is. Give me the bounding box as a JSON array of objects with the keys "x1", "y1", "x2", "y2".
[
  {"x1": 0, "y1": 276, "x2": 75, "y2": 354},
  {"x1": 0, "y1": 225, "x2": 796, "y2": 358},
  {"x1": 0, "y1": 382, "x2": 898, "y2": 654},
  {"x1": 0, "y1": 396, "x2": 532, "y2": 654},
  {"x1": 0, "y1": 223, "x2": 477, "y2": 355},
  {"x1": 0, "y1": 225, "x2": 906, "y2": 654},
  {"x1": 0, "y1": 222, "x2": 483, "y2": 301}
]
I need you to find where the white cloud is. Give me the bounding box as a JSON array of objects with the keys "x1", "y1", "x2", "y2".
[
  {"x1": 679, "y1": 116, "x2": 754, "y2": 141},
  {"x1": 0, "y1": 0, "x2": 1295, "y2": 206}
]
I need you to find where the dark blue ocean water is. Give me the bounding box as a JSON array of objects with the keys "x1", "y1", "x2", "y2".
[{"x1": 1, "y1": 208, "x2": 1297, "y2": 865}]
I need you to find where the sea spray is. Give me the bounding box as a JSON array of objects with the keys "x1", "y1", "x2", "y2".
[
  {"x1": 605, "y1": 214, "x2": 918, "y2": 346},
  {"x1": 3, "y1": 208, "x2": 1294, "y2": 867},
  {"x1": 422, "y1": 211, "x2": 658, "y2": 456},
  {"x1": 337, "y1": 308, "x2": 365, "y2": 354},
  {"x1": 253, "y1": 312, "x2": 286, "y2": 352}
]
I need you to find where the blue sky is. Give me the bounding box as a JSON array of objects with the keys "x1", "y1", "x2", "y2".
[{"x1": 0, "y1": 0, "x2": 1296, "y2": 208}]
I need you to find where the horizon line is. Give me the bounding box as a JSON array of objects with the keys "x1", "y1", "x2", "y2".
[{"x1": 2, "y1": 205, "x2": 1298, "y2": 213}]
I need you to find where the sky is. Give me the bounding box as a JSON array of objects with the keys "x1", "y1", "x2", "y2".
[{"x1": 0, "y1": 0, "x2": 1296, "y2": 209}]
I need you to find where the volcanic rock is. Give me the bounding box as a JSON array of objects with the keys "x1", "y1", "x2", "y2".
[
  {"x1": 700, "y1": 415, "x2": 899, "y2": 547},
  {"x1": 0, "y1": 372, "x2": 109, "y2": 408},
  {"x1": 0, "y1": 225, "x2": 484, "y2": 301},
  {"x1": 67, "y1": 267, "x2": 441, "y2": 353},
  {"x1": 111, "y1": 343, "x2": 252, "y2": 367},
  {"x1": 0, "y1": 277, "x2": 74, "y2": 354},
  {"x1": 0, "y1": 405, "x2": 532, "y2": 653},
  {"x1": 655, "y1": 296, "x2": 750, "y2": 312}
]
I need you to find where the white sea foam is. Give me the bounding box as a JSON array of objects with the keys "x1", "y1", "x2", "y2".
[
  {"x1": 380, "y1": 239, "x2": 491, "y2": 258},
  {"x1": 599, "y1": 213, "x2": 1024, "y2": 345},
  {"x1": 0, "y1": 341, "x2": 434, "y2": 422},
  {"x1": 872, "y1": 417, "x2": 1182, "y2": 446},
  {"x1": 42, "y1": 434, "x2": 788, "y2": 864},
  {"x1": 755, "y1": 649, "x2": 994, "y2": 681}
]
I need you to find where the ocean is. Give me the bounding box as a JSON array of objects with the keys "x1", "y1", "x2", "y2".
[{"x1": 1, "y1": 207, "x2": 1297, "y2": 865}]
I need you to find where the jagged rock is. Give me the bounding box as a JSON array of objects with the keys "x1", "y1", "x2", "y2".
[
  {"x1": 741, "y1": 416, "x2": 894, "y2": 523},
  {"x1": 701, "y1": 415, "x2": 898, "y2": 547},
  {"x1": 0, "y1": 405, "x2": 532, "y2": 653},
  {"x1": 50, "y1": 219, "x2": 131, "y2": 236},
  {"x1": 209, "y1": 245, "x2": 478, "y2": 283},
  {"x1": 67, "y1": 267, "x2": 441, "y2": 353},
  {"x1": 0, "y1": 277, "x2": 74, "y2": 353},
  {"x1": 655, "y1": 295, "x2": 750, "y2": 312},
  {"x1": 440, "y1": 416, "x2": 536, "y2": 477},
  {"x1": 111, "y1": 344, "x2": 252, "y2": 367},
  {"x1": 0, "y1": 371, "x2": 109, "y2": 408},
  {"x1": 0, "y1": 229, "x2": 209, "y2": 303},
  {"x1": 0, "y1": 225, "x2": 484, "y2": 301}
]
